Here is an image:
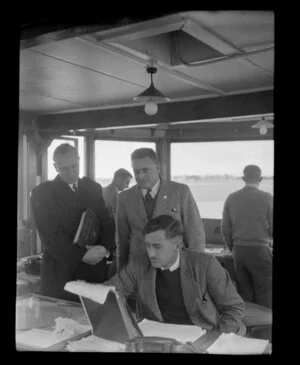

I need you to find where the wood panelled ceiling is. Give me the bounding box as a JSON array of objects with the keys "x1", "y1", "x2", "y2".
[{"x1": 19, "y1": 10, "x2": 274, "y2": 139}]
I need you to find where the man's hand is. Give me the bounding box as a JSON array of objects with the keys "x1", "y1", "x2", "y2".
[{"x1": 82, "y1": 245, "x2": 109, "y2": 265}]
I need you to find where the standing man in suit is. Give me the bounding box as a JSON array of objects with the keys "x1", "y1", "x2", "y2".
[
  {"x1": 31, "y1": 143, "x2": 115, "y2": 301},
  {"x1": 116, "y1": 147, "x2": 205, "y2": 272},
  {"x1": 103, "y1": 168, "x2": 132, "y2": 221},
  {"x1": 108, "y1": 215, "x2": 245, "y2": 335},
  {"x1": 221, "y1": 165, "x2": 273, "y2": 308}
]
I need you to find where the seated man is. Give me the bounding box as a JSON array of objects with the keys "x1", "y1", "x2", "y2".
[{"x1": 107, "y1": 215, "x2": 246, "y2": 335}]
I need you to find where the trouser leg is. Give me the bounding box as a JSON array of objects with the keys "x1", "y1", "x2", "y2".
[
  {"x1": 248, "y1": 247, "x2": 273, "y2": 308},
  {"x1": 232, "y1": 247, "x2": 255, "y2": 302}
]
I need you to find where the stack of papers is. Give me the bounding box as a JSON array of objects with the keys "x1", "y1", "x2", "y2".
[
  {"x1": 64, "y1": 281, "x2": 115, "y2": 304},
  {"x1": 16, "y1": 317, "x2": 91, "y2": 350},
  {"x1": 138, "y1": 319, "x2": 206, "y2": 344},
  {"x1": 66, "y1": 335, "x2": 125, "y2": 352},
  {"x1": 205, "y1": 248, "x2": 224, "y2": 254},
  {"x1": 206, "y1": 333, "x2": 269, "y2": 354}
]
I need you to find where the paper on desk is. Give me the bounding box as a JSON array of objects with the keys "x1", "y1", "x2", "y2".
[
  {"x1": 206, "y1": 333, "x2": 269, "y2": 354},
  {"x1": 138, "y1": 319, "x2": 206, "y2": 344},
  {"x1": 205, "y1": 248, "x2": 224, "y2": 254},
  {"x1": 64, "y1": 280, "x2": 115, "y2": 304},
  {"x1": 66, "y1": 335, "x2": 125, "y2": 352},
  {"x1": 16, "y1": 324, "x2": 90, "y2": 349}
]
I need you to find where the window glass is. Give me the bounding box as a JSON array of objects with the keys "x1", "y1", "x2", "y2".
[
  {"x1": 171, "y1": 141, "x2": 274, "y2": 218},
  {"x1": 95, "y1": 140, "x2": 156, "y2": 188}
]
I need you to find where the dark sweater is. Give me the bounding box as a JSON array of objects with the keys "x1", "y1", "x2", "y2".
[{"x1": 155, "y1": 267, "x2": 193, "y2": 324}]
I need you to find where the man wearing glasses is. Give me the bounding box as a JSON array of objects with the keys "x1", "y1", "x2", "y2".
[{"x1": 31, "y1": 143, "x2": 115, "y2": 301}]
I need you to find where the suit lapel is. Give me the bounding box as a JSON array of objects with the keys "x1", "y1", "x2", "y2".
[
  {"x1": 53, "y1": 175, "x2": 79, "y2": 208},
  {"x1": 130, "y1": 185, "x2": 148, "y2": 223},
  {"x1": 143, "y1": 266, "x2": 164, "y2": 321},
  {"x1": 152, "y1": 179, "x2": 170, "y2": 217},
  {"x1": 180, "y1": 251, "x2": 198, "y2": 319}
]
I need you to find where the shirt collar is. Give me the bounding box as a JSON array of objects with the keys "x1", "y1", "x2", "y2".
[
  {"x1": 68, "y1": 182, "x2": 78, "y2": 191},
  {"x1": 161, "y1": 252, "x2": 180, "y2": 272},
  {"x1": 141, "y1": 178, "x2": 160, "y2": 198},
  {"x1": 245, "y1": 183, "x2": 259, "y2": 188}
]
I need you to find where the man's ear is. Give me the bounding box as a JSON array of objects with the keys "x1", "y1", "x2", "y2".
[
  {"x1": 259, "y1": 177, "x2": 263, "y2": 183},
  {"x1": 174, "y1": 239, "x2": 183, "y2": 249}
]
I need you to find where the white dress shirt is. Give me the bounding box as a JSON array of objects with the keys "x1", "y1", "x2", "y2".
[
  {"x1": 141, "y1": 178, "x2": 160, "y2": 198},
  {"x1": 68, "y1": 182, "x2": 78, "y2": 191}
]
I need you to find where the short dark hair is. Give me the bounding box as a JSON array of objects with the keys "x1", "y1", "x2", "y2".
[
  {"x1": 243, "y1": 164, "x2": 262, "y2": 181},
  {"x1": 143, "y1": 215, "x2": 183, "y2": 240},
  {"x1": 131, "y1": 148, "x2": 158, "y2": 164},
  {"x1": 53, "y1": 143, "x2": 78, "y2": 162},
  {"x1": 114, "y1": 168, "x2": 132, "y2": 179}
]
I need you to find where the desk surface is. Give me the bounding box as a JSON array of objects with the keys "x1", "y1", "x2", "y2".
[{"x1": 16, "y1": 294, "x2": 91, "y2": 351}]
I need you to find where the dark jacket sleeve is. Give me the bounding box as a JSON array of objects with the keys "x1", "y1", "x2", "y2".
[
  {"x1": 206, "y1": 256, "x2": 245, "y2": 334},
  {"x1": 30, "y1": 186, "x2": 86, "y2": 272}
]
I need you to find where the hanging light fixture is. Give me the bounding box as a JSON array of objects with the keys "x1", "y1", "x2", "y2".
[
  {"x1": 252, "y1": 117, "x2": 274, "y2": 135},
  {"x1": 134, "y1": 66, "x2": 170, "y2": 116}
]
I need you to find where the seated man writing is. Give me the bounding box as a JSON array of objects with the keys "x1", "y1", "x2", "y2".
[{"x1": 108, "y1": 215, "x2": 246, "y2": 335}]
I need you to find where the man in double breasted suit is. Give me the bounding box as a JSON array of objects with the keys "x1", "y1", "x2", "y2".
[
  {"x1": 31, "y1": 143, "x2": 115, "y2": 301},
  {"x1": 109, "y1": 215, "x2": 245, "y2": 335},
  {"x1": 116, "y1": 148, "x2": 206, "y2": 272}
]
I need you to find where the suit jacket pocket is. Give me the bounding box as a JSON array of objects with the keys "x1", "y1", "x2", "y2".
[{"x1": 193, "y1": 296, "x2": 219, "y2": 328}]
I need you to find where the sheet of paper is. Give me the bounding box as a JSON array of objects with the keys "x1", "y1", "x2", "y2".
[
  {"x1": 138, "y1": 319, "x2": 206, "y2": 344},
  {"x1": 206, "y1": 333, "x2": 269, "y2": 354},
  {"x1": 16, "y1": 322, "x2": 91, "y2": 349},
  {"x1": 64, "y1": 281, "x2": 115, "y2": 304},
  {"x1": 66, "y1": 335, "x2": 125, "y2": 352},
  {"x1": 205, "y1": 248, "x2": 224, "y2": 254}
]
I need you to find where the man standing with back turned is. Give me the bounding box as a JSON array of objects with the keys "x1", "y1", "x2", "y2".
[
  {"x1": 221, "y1": 165, "x2": 273, "y2": 308},
  {"x1": 103, "y1": 168, "x2": 132, "y2": 221},
  {"x1": 116, "y1": 147, "x2": 205, "y2": 272},
  {"x1": 31, "y1": 143, "x2": 115, "y2": 301}
]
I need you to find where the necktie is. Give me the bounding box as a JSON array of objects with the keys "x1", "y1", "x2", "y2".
[
  {"x1": 145, "y1": 189, "x2": 153, "y2": 204},
  {"x1": 72, "y1": 184, "x2": 78, "y2": 192}
]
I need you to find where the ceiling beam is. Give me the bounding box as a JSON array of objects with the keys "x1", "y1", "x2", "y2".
[
  {"x1": 181, "y1": 19, "x2": 273, "y2": 77},
  {"x1": 36, "y1": 90, "x2": 273, "y2": 133},
  {"x1": 94, "y1": 14, "x2": 185, "y2": 43},
  {"x1": 19, "y1": 12, "x2": 177, "y2": 49},
  {"x1": 80, "y1": 36, "x2": 226, "y2": 95}
]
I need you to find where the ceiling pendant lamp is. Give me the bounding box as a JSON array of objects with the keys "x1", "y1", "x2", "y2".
[
  {"x1": 252, "y1": 117, "x2": 274, "y2": 135},
  {"x1": 134, "y1": 66, "x2": 170, "y2": 116}
]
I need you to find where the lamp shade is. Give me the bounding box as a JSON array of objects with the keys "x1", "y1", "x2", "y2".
[
  {"x1": 251, "y1": 119, "x2": 273, "y2": 135},
  {"x1": 133, "y1": 83, "x2": 170, "y2": 103}
]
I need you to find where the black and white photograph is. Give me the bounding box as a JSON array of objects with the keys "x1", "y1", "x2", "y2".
[{"x1": 17, "y1": 10, "x2": 274, "y2": 354}]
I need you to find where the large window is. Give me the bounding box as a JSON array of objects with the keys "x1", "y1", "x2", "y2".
[
  {"x1": 95, "y1": 140, "x2": 156, "y2": 188},
  {"x1": 171, "y1": 141, "x2": 274, "y2": 219}
]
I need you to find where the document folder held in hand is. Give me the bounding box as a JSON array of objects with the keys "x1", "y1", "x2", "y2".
[{"x1": 73, "y1": 209, "x2": 100, "y2": 248}]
